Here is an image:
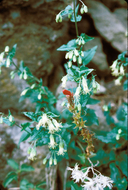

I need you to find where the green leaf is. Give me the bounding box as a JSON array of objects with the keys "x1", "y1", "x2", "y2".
[
  {"x1": 18, "y1": 128, "x2": 31, "y2": 145},
  {"x1": 82, "y1": 46, "x2": 97, "y2": 65},
  {"x1": 123, "y1": 80, "x2": 128, "y2": 91},
  {"x1": 36, "y1": 181, "x2": 46, "y2": 187},
  {"x1": 87, "y1": 97, "x2": 100, "y2": 105},
  {"x1": 80, "y1": 33, "x2": 94, "y2": 43},
  {"x1": 71, "y1": 185, "x2": 76, "y2": 190},
  {"x1": 57, "y1": 39, "x2": 77, "y2": 51},
  {"x1": 70, "y1": 4, "x2": 82, "y2": 22},
  {"x1": 3, "y1": 171, "x2": 17, "y2": 187},
  {"x1": 84, "y1": 108, "x2": 99, "y2": 126},
  {"x1": 7, "y1": 159, "x2": 19, "y2": 170},
  {"x1": 116, "y1": 105, "x2": 126, "y2": 121},
  {"x1": 116, "y1": 152, "x2": 127, "y2": 176},
  {"x1": 23, "y1": 111, "x2": 42, "y2": 121},
  {"x1": 20, "y1": 164, "x2": 34, "y2": 172}
]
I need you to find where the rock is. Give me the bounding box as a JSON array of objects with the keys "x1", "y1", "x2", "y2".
[
  {"x1": 86, "y1": 0, "x2": 126, "y2": 52},
  {"x1": 84, "y1": 37, "x2": 110, "y2": 76},
  {"x1": 96, "y1": 84, "x2": 107, "y2": 95},
  {"x1": 99, "y1": 0, "x2": 127, "y2": 10},
  {"x1": 113, "y1": 8, "x2": 127, "y2": 29}
]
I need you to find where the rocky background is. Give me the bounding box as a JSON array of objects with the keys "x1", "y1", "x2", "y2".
[{"x1": 0, "y1": 0, "x2": 127, "y2": 189}]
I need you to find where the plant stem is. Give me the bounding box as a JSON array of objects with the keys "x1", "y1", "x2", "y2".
[{"x1": 73, "y1": 0, "x2": 79, "y2": 37}]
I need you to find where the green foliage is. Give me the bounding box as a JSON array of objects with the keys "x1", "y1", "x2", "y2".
[{"x1": 3, "y1": 171, "x2": 17, "y2": 187}]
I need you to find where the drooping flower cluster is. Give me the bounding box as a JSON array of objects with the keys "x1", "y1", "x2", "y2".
[
  {"x1": 67, "y1": 160, "x2": 113, "y2": 190},
  {"x1": 36, "y1": 113, "x2": 62, "y2": 133}
]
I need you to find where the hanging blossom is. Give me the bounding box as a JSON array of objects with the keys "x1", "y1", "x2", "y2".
[
  {"x1": 82, "y1": 76, "x2": 91, "y2": 94},
  {"x1": 61, "y1": 75, "x2": 68, "y2": 88},
  {"x1": 57, "y1": 142, "x2": 66, "y2": 155},
  {"x1": 36, "y1": 113, "x2": 62, "y2": 133},
  {"x1": 67, "y1": 159, "x2": 113, "y2": 190}
]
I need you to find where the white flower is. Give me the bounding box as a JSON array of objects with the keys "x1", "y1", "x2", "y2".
[
  {"x1": 93, "y1": 81, "x2": 100, "y2": 93},
  {"x1": 73, "y1": 55, "x2": 76, "y2": 62},
  {"x1": 74, "y1": 85, "x2": 81, "y2": 98},
  {"x1": 83, "y1": 5, "x2": 88, "y2": 13},
  {"x1": 116, "y1": 134, "x2": 120, "y2": 140},
  {"x1": 0, "y1": 116, "x2": 3, "y2": 124},
  {"x1": 5, "y1": 46, "x2": 9, "y2": 53},
  {"x1": 118, "y1": 129, "x2": 122, "y2": 134},
  {"x1": 56, "y1": 14, "x2": 62, "y2": 23},
  {"x1": 110, "y1": 60, "x2": 118, "y2": 71},
  {"x1": 20, "y1": 88, "x2": 28, "y2": 96},
  {"x1": 38, "y1": 93, "x2": 41, "y2": 100},
  {"x1": 112, "y1": 68, "x2": 119, "y2": 76},
  {"x1": 120, "y1": 65, "x2": 125, "y2": 75},
  {"x1": 23, "y1": 71, "x2": 28, "y2": 80},
  {"x1": 69, "y1": 51, "x2": 73, "y2": 59},
  {"x1": 49, "y1": 157, "x2": 53, "y2": 165},
  {"x1": 0, "y1": 52, "x2": 4, "y2": 62},
  {"x1": 52, "y1": 118, "x2": 62, "y2": 131},
  {"x1": 49, "y1": 134, "x2": 57, "y2": 149},
  {"x1": 115, "y1": 78, "x2": 121, "y2": 85},
  {"x1": 67, "y1": 163, "x2": 84, "y2": 183},
  {"x1": 61, "y1": 75, "x2": 67, "y2": 88},
  {"x1": 28, "y1": 148, "x2": 36, "y2": 161},
  {"x1": 68, "y1": 61, "x2": 72, "y2": 68},
  {"x1": 57, "y1": 142, "x2": 66, "y2": 155},
  {"x1": 65, "y1": 52, "x2": 69, "y2": 59},
  {"x1": 78, "y1": 56, "x2": 82, "y2": 64},
  {"x1": 47, "y1": 120, "x2": 56, "y2": 133},
  {"x1": 36, "y1": 113, "x2": 49, "y2": 130},
  {"x1": 74, "y1": 49, "x2": 79, "y2": 56},
  {"x1": 6, "y1": 57, "x2": 10, "y2": 67},
  {"x1": 82, "y1": 76, "x2": 90, "y2": 94},
  {"x1": 81, "y1": 51, "x2": 84, "y2": 57},
  {"x1": 9, "y1": 115, "x2": 13, "y2": 122}
]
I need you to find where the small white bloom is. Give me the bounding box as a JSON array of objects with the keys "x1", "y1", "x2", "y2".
[
  {"x1": 110, "y1": 60, "x2": 118, "y2": 71},
  {"x1": 61, "y1": 75, "x2": 67, "y2": 88},
  {"x1": 68, "y1": 61, "x2": 72, "y2": 68},
  {"x1": 115, "y1": 78, "x2": 121, "y2": 85},
  {"x1": 49, "y1": 157, "x2": 53, "y2": 166},
  {"x1": 67, "y1": 163, "x2": 84, "y2": 183},
  {"x1": 74, "y1": 85, "x2": 81, "y2": 98},
  {"x1": 28, "y1": 148, "x2": 36, "y2": 161},
  {"x1": 38, "y1": 93, "x2": 41, "y2": 100},
  {"x1": 23, "y1": 71, "x2": 28, "y2": 80},
  {"x1": 81, "y1": 39, "x2": 85, "y2": 45},
  {"x1": 54, "y1": 158, "x2": 57, "y2": 165},
  {"x1": 56, "y1": 14, "x2": 62, "y2": 23},
  {"x1": 83, "y1": 5, "x2": 88, "y2": 13},
  {"x1": 36, "y1": 113, "x2": 49, "y2": 130},
  {"x1": 118, "y1": 129, "x2": 122, "y2": 134},
  {"x1": 74, "y1": 49, "x2": 79, "y2": 56},
  {"x1": 20, "y1": 88, "x2": 28, "y2": 96},
  {"x1": 47, "y1": 120, "x2": 56, "y2": 133},
  {"x1": 57, "y1": 146, "x2": 66, "y2": 155},
  {"x1": 78, "y1": 56, "x2": 82, "y2": 64},
  {"x1": 73, "y1": 55, "x2": 76, "y2": 62},
  {"x1": 120, "y1": 65, "x2": 125, "y2": 75},
  {"x1": 65, "y1": 52, "x2": 69, "y2": 59},
  {"x1": 6, "y1": 57, "x2": 10, "y2": 67},
  {"x1": 116, "y1": 134, "x2": 120, "y2": 140},
  {"x1": 9, "y1": 115, "x2": 13, "y2": 122},
  {"x1": 52, "y1": 118, "x2": 62, "y2": 131},
  {"x1": 69, "y1": 51, "x2": 73, "y2": 59},
  {"x1": 0, "y1": 116, "x2": 3, "y2": 124},
  {"x1": 80, "y1": 7, "x2": 84, "y2": 14},
  {"x1": 0, "y1": 52, "x2": 4, "y2": 62},
  {"x1": 112, "y1": 68, "x2": 119, "y2": 76},
  {"x1": 5, "y1": 46, "x2": 9, "y2": 53},
  {"x1": 81, "y1": 51, "x2": 84, "y2": 57},
  {"x1": 49, "y1": 134, "x2": 57, "y2": 149},
  {"x1": 78, "y1": 39, "x2": 82, "y2": 46},
  {"x1": 31, "y1": 84, "x2": 36, "y2": 89},
  {"x1": 82, "y1": 76, "x2": 90, "y2": 94}
]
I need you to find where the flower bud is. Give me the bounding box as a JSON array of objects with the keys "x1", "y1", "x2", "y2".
[
  {"x1": 120, "y1": 65, "x2": 125, "y2": 75},
  {"x1": 116, "y1": 134, "x2": 120, "y2": 140},
  {"x1": 56, "y1": 14, "x2": 62, "y2": 23},
  {"x1": 43, "y1": 157, "x2": 47, "y2": 165},
  {"x1": 5, "y1": 46, "x2": 9, "y2": 53},
  {"x1": 73, "y1": 55, "x2": 76, "y2": 62},
  {"x1": 31, "y1": 84, "x2": 36, "y2": 89},
  {"x1": 81, "y1": 51, "x2": 84, "y2": 57},
  {"x1": 83, "y1": 5, "x2": 88, "y2": 13},
  {"x1": 23, "y1": 71, "x2": 28, "y2": 80},
  {"x1": 74, "y1": 49, "x2": 79, "y2": 56},
  {"x1": 68, "y1": 61, "x2": 72, "y2": 68},
  {"x1": 20, "y1": 89, "x2": 28, "y2": 96},
  {"x1": 54, "y1": 158, "x2": 57, "y2": 165},
  {"x1": 118, "y1": 129, "x2": 122, "y2": 134},
  {"x1": 68, "y1": 13, "x2": 72, "y2": 19},
  {"x1": 69, "y1": 51, "x2": 73, "y2": 59},
  {"x1": 78, "y1": 40, "x2": 81, "y2": 46},
  {"x1": 0, "y1": 52, "x2": 4, "y2": 62},
  {"x1": 38, "y1": 93, "x2": 41, "y2": 100},
  {"x1": 6, "y1": 57, "x2": 10, "y2": 67},
  {"x1": 78, "y1": 56, "x2": 82, "y2": 64},
  {"x1": 80, "y1": 7, "x2": 84, "y2": 14},
  {"x1": 0, "y1": 116, "x2": 3, "y2": 124},
  {"x1": 82, "y1": 39, "x2": 85, "y2": 45},
  {"x1": 49, "y1": 157, "x2": 53, "y2": 166},
  {"x1": 9, "y1": 115, "x2": 13, "y2": 122},
  {"x1": 65, "y1": 52, "x2": 69, "y2": 59}
]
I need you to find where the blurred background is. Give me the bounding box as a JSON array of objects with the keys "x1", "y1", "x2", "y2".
[{"x1": 0, "y1": 0, "x2": 127, "y2": 189}]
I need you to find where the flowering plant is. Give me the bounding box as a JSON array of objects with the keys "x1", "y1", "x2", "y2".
[{"x1": 1, "y1": 0, "x2": 127, "y2": 189}]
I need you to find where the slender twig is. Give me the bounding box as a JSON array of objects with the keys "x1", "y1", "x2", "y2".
[{"x1": 73, "y1": 0, "x2": 79, "y2": 37}]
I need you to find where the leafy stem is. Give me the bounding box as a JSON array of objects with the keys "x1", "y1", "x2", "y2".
[{"x1": 73, "y1": 0, "x2": 79, "y2": 37}]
